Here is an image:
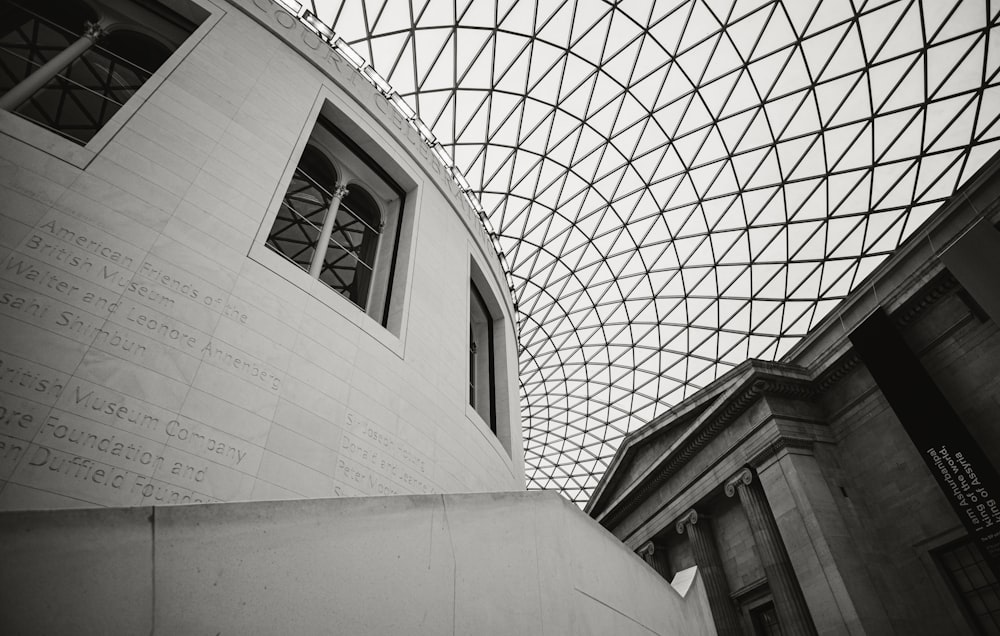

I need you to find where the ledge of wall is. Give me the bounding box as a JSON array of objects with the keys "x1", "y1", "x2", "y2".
[{"x1": 0, "y1": 491, "x2": 717, "y2": 635}]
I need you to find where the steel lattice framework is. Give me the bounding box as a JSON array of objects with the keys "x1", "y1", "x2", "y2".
[{"x1": 301, "y1": 0, "x2": 1000, "y2": 504}]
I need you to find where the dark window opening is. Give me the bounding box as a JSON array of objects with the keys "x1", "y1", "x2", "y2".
[
  {"x1": 321, "y1": 187, "x2": 380, "y2": 308},
  {"x1": 266, "y1": 115, "x2": 404, "y2": 325},
  {"x1": 267, "y1": 145, "x2": 338, "y2": 278},
  {"x1": 937, "y1": 537, "x2": 1000, "y2": 634},
  {"x1": 749, "y1": 601, "x2": 782, "y2": 636},
  {"x1": 470, "y1": 282, "x2": 496, "y2": 433},
  {"x1": 0, "y1": 0, "x2": 199, "y2": 144}
]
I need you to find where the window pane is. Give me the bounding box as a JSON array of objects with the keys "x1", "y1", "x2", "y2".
[
  {"x1": 0, "y1": 0, "x2": 88, "y2": 93},
  {"x1": 320, "y1": 197, "x2": 379, "y2": 308},
  {"x1": 470, "y1": 283, "x2": 495, "y2": 431},
  {"x1": 267, "y1": 167, "x2": 331, "y2": 273},
  {"x1": 938, "y1": 538, "x2": 1000, "y2": 634},
  {"x1": 264, "y1": 119, "x2": 403, "y2": 324},
  {"x1": 0, "y1": 0, "x2": 191, "y2": 143},
  {"x1": 749, "y1": 601, "x2": 782, "y2": 636}
]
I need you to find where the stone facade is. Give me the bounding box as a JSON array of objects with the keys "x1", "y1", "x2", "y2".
[
  {"x1": 588, "y1": 153, "x2": 1000, "y2": 635},
  {"x1": 0, "y1": 0, "x2": 523, "y2": 510}
]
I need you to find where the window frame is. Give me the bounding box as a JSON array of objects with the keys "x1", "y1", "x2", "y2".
[
  {"x1": 466, "y1": 254, "x2": 514, "y2": 457},
  {"x1": 0, "y1": 0, "x2": 218, "y2": 169},
  {"x1": 933, "y1": 536, "x2": 1000, "y2": 635},
  {"x1": 251, "y1": 91, "x2": 419, "y2": 353},
  {"x1": 330, "y1": 184, "x2": 383, "y2": 310},
  {"x1": 732, "y1": 578, "x2": 779, "y2": 636},
  {"x1": 747, "y1": 600, "x2": 781, "y2": 636},
  {"x1": 264, "y1": 115, "x2": 405, "y2": 324},
  {"x1": 469, "y1": 280, "x2": 496, "y2": 433},
  {"x1": 325, "y1": 120, "x2": 406, "y2": 325}
]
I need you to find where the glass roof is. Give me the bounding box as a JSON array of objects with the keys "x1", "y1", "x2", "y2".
[{"x1": 302, "y1": 0, "x2": 1000, "y2": 504}]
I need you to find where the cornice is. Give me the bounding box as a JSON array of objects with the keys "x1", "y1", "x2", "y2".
[
  {"x1": 783, "y1": 152, "x2": 1000, "y2": 369},
  {"x1": 892, "y1": 271, "x2": 960, "y2": 327},
  {"x1": 589, "y1": 156, "x2": 999, "y2": 534},
  {"x1": 595, "y1": 370, "x2": 812, "y2": 528},
  {"x1": 590, "y1": 265, "x2": 968, "y2": 530},
  {"x1": 813, "y1": 352, "x2": 861, "y2": 394},
  {"x1": 749, "y1": 437, "x2": 816, "y2": 469},
  {"x1": 730, "y1": 577, "x2": 769, "y2": 602}
]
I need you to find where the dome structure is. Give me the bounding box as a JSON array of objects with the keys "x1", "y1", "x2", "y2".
[{"x1": 300, "y1": 0, "x2": 999, "y2": 504}]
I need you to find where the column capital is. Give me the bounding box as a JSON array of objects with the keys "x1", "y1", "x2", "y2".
[
  {"x1": 310, "y1": 183, "x2": 350, "y2": 278},
  {"x1": 637, "y1": 541, "x2": 655, "y2": 560},
  {"x1": 727, "y1": 463, "x2": 818, "y2": 634},
  {"x1": 724, "y1": 466, "x2": 754, "y2": 498},
  {"x1": 676, "y1": 507, "x2": 743, "y2": 635},
  {"x1": 0, "y1": 17, "x2": 106, "y2": 112},
  {"x1": 83, "y1": 21, "x2": 107, "y2": 41},
  {"x1": 675, "y1": 509, "x2": 699, "y2": 534}
]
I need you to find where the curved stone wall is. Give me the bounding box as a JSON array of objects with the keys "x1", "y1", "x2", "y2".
[{"x1": 0, "y1": 0, "x2": 523, "y2": 509}]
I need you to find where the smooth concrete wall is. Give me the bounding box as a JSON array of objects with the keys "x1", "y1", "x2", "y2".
[
  {"x1": 0, "y1": 0, "x2": 522, "y2": 510},
  {"x1": 0, "y1": 491, "x2": 718, "y2": 635}
]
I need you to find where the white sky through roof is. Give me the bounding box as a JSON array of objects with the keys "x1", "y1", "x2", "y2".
[{"x1": 302, "y1": 0, "x2": 1000, "y2": 504}]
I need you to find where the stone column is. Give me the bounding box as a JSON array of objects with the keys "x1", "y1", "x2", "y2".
[
  {"x1": 676, "y1": 509, "x2": 742, "y2": 636},
  {"x1": 726, "y1": 467, "x2": 817, "y2": 636},
  {"x1": 309, "y1": 183, "x2": 349, "y2": 278},
  {"x1": 636, "y1": 541, "x2": 670, "y2": 580},
  {"x1": 0, "y1": 21, "x2": 106, "y2": 112}
]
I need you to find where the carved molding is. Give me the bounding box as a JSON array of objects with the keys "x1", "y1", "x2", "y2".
[
  {"x1": 814, "y1": 352, "x2": 860, "y2": 393},
  {"x1": 600, "y1": 374, "x2": 812, "y2": 527},
  {"x1": 750, "y1": 437, "x2": 816, "y2": 469},
  {"x1": 724, "y1": 467, "x2": 754, "y2": 498},
  {"x1": 752, "y1": 378, "x2": 813, "y2": 400},
  {"x1": 595, "y1": 235, "x2": 974, "y2": 532},
  {"x1": 893, "y1": 271, "x2": 959, "y2": 327}
]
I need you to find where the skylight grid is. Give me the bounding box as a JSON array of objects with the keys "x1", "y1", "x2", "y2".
[{"x1": 310, "y1": 0, "x2": 1000, "y2": 505}]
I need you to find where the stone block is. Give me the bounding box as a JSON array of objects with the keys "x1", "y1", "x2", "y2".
[{"x1": 0, "y1": 507, "x2": 153, "y2": 634}]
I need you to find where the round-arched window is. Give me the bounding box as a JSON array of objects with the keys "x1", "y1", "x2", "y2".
[
  {"x1": 264, "y1": 115, "x2": 405, "y2": 323},
  {"x1": 320, "y1": 186, "x2": 381, "y2": 308},
  {"x1": 0, "y1": 0, "x2": 194, "y2": 143},
  {"x1": 0, "y1": 0, "x2": 97, "y2": 109},
  {"x1": 267, "y1": 145, "x2": 340, "y2": 274}
]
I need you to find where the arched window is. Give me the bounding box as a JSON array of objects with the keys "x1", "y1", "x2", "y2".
[
  {"x1": 0, "y1": 0, "x2": 94, "y2": 51},
  {"x1": 0, "y1": 0, "x2": 196, "y2": 144},
  {"x1": 0, "y1": 1, "x2": 97, "y2": 95},
  {"x1": 322, "y1": 187, "x2": 381, "y2": 308},
  {"x1": 265, "y1": 113, "x2": 404, "y2": 323},
  {"x1": 267, "y1": 145, "x2": 340, "y2": 276}
]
